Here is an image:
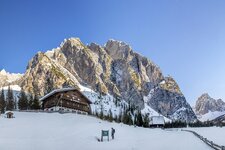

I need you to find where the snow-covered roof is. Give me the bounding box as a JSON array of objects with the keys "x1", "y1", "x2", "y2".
[
  {"x1": 5, "y1": 111, "x2": 13, "y2": 114},
  {"x1": 40, "y1": 88, "x2": 92, "y2": 104},
  {"x1": 150, "y1": 116, "x2": 165, "y2": 125},
  {"x1": 40, "y1": 88, "x2": 77, "y2": 101}
]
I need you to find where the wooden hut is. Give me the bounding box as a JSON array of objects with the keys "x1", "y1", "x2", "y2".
[
  {"x1": 5, "y1": 111, "x2": 14, "y2": 118},
  {"x1": 40, "y1": 88, "x2": 92, "y2": 114}
]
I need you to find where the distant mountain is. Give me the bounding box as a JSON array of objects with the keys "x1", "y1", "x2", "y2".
[
  {"x1": 194, "y1": 93, "x2": 225, "y2": 121},
  {"x1": 0, "y1": 69, "x2": 23, "y2": 87},
  {"x1": 0, "y1": 38, "x2": 197, "y2": 122}
]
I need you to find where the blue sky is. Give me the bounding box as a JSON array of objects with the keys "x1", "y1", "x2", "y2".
[{"x1": 0, "y1": 0, "x2": 225, "y2": 105}]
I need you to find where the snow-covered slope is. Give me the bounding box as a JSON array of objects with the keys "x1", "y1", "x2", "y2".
[
  {"x1": 0, "y1": 112, "x2": 212, "y2": 150},
  {"x1": 197, "y1": 111, "x2": 225, "y2": 122}
]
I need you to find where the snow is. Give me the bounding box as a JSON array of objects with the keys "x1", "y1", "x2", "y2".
[
  {"x1": 197, "y1": 111, "x2": 225, "y2": 122},
  {"x1": 143, "y1": 90, "x2": 171, "y2": 122},
  {"x1": 189, "y1": 127, "x2": 225, "y2": 146},
  {"x1": 160, "y1": 80, "x2": 166, "y2": 85},
  {"x1": 0, "y1": 112, "x2": 213, "y2": 150},
  {"x1": 45, "y1": 48, "x2": 58, "y2": 58},
  {"x1": 172, "y1": 107, "x2": 188, "y2": 120},
  {"x1": 0, "y1": 84, "x2": 21, "y2": 91},
  {"x1": 79, "y1": 84, "x2": 125, "y2": 116},
  {"x1": 39, "y1": 87, "x2": 77, "y2": 101},
  {"x1": 141, "y1": 102, "x2": 171, "y2": 123},
  {"x1": 0, "y1": 69, "x2": 23, "y2": 83}
]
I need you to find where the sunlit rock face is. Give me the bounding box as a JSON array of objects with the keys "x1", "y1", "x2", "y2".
[{"x1": 15, "y1": 37, "x2": 196, "y2": 122}]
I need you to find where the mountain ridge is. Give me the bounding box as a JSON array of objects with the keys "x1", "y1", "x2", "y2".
[
  {"x1": 0, "y1": 37, "x2": 197, "y2": 122},
  {"x1": 194, "y1": 93, "x2": 225, "y2": 121}
]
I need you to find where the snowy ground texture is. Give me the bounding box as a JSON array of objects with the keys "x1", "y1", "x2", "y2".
[
  {"x1": 0, "y1": 112, "x2": 223, "y2": 150},
  {"x1": 190, "y1": 127, "x2": 225, "y2": 146}
]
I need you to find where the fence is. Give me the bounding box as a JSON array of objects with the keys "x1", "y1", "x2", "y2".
[{"x1": 181, "y1": 129, "x2": 225, "y2": 150}]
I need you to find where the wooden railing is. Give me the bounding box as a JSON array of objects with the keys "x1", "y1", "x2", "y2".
[{"x1": 181, "y1": 129, "x2": 225, "y2": 150}]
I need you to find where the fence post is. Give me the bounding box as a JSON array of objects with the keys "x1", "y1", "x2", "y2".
[
  {"x1": 221, "y1": 146, "x2": 225, "y2": 150},
  {"x1": 210, "y1": 141, "x2": 213, "y2": 146}
]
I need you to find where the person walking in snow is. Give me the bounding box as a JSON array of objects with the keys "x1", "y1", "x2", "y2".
[{"x1": 111, "y1": 128, "x2": 115, "y2": 140}]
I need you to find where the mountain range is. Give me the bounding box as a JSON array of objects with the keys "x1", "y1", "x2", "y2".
[
  {"x1": 194, "y1": 93, "x2": 225, "y2": 121},
  {"x1": 0, "y1": 38, "x2": 197, "y2": 122}
]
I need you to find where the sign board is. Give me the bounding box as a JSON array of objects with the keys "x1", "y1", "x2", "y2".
[{"x1": 101, "y1": 130, "x2": 109, "y2": 141}]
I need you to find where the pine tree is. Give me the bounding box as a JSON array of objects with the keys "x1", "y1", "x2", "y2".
[
  {"x1": 0, "y1": 89, "x2": 6, "y2": 113},
  {"x1": 18, "y1": 90, "x2": 28, "y2": 110},
  {"x1": 6, "y1": 86, "x2": 14, "y2": 111},
  {"x1": 99, "y1": 104, "x2": 104, "y2": 119},
  {"x1": 99, "y1": 108, "x2": 104, "y2": 119},
  {"x1": 127, "y1": 113, "x2": 133, "y2": 125},
  {"x1": 31, "y1": 95, "x2": 40, "y2": 110},
  {"x1": 28, "y1": 95, "x2": 34, "y2": 110},
  {"x1": 143, "y1": 114, "x2": 150, "y2": 128},
  {"x1": 117, "y1": 111, "x2": 122, "y2": 123},
  {"x1": 108, "y1": 109, "x2": 113, "y2": 122},
  {"x1": 136, "y1": 111, "x2": 143, "y2": 127},
  {"x1": 95, "y1": 111, "x2": 99, "y2": 118},
  {"x1": 134, "y1": 113, "x2": 138, "y2": 125}
]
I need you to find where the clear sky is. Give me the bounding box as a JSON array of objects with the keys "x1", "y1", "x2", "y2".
[{"x1": 0, "y1": 0, "x2": 225, "y2": 105}]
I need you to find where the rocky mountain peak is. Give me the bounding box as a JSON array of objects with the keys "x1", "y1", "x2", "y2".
[
  {"x1": 12, "y1": 38, "x2": 197, "y2": 122},
  {"x1": 59, "y1": 37, "x2": 85, "y2": 51},
  {"x1": 199, "y1": 93, "x2": 211, "y2": 99},
  {"x1": 105, "y1": 39, "x2": 132, "y2": 60},
  {"x1": 0, "y1": 69, "x2": 7, "y2": 75},
  {"x1": 159, "y1": 76, "x2": 182, "y2": 94},
  {"x1": 0, "y1": 69, "x2": 23, "y2": 87},
  {"x1": 195, "y1": 93, "x2": 225, "y2": 115}
]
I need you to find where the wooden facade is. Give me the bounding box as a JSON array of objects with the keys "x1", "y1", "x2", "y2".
[{"x1": 41, "y1": 88, "x2": 92, "y2": 114}]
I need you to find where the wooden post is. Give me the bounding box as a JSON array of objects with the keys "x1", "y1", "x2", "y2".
[
  {"x1": 210, "y1": 141, "x2": 213, "y2": 146},
  {"x1": 221, "y1": 146, "x2": 225, "y2": 150}
]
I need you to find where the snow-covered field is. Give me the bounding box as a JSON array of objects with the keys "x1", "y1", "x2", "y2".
[
  {"x1": 0, "y1": 112, "x2": 220, "y2": 150},
  {"x1": 190, "y1": 127, "x2": 225, "y2": 146}
]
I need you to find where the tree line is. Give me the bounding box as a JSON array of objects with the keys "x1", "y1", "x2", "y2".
[
  {"x1": 93, "y1": 102, "x2": 150, "y2": 128},
  {"x1": 0, "y1": 86, "x2": 41, "y2": 114}
]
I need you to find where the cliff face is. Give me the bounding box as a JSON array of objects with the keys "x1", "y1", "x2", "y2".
[
  {"x1": 147, "y1": 77, "x2": 196, "y2": 121},
  {"x1": 9, "y1": 37, "x2": 196, "y2": 121},
  {"x1": 43, "y1": 38, "x2": 163, "y2": 110},
  {"x1": 195, "y1": 93, "x2": 225, "y2": 115}
]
